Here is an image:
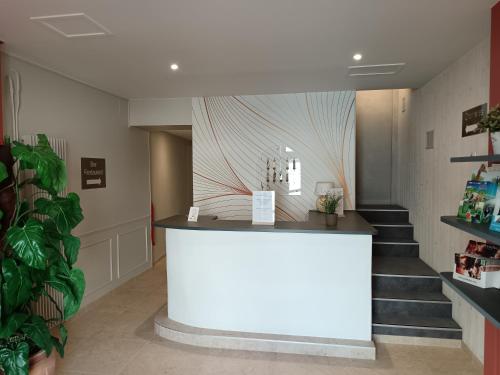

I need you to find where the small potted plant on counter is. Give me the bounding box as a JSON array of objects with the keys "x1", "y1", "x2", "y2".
[
  {"x1": 478, "y1": 105, "x2": 500, "y2": 154},
  {"x1": 0, "y1": 135, "x2": 85, "y2": 375},
  {"x1": 321, "y1": 192, "x2": 343, "y2": 227}
]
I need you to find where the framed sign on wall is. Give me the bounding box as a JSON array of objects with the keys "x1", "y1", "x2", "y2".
[
  {"x1": 462, "y1": 103, "x2": 488, "y2": 137},
  {"x1": 81, "y1": 157, "x2": 106, "y2": 189}
]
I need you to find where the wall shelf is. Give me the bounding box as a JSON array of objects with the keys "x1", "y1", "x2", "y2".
[
  {"x1": 450, "y1": 155, "x2": 500, "y2": 163},
  {"x1": 440, "y1": 216, "x2": 500, "y2": 245},
  {"x1": 441, "y1": 272, "x2": 500, "y2": 328}
]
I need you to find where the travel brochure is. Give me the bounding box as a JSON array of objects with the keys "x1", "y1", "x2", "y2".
[
  {"x1": 457, "y1": 180, "x2": 496, "y2": 224},
  {"x1": 453, "y1": 169, "x2": 500, "y2": 288},
  {"x1": 453, "y1": 240, "x2": 500, "y2": 288}
]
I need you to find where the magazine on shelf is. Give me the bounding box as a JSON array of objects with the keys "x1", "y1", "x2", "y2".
[
  {"x1": 490, "y1": 184, "x2": 500, "y2": 232},
  {"x1": 457, "y1": 180, "x2": 497, "y2": 224},
  {"x1": 465, "y1": 240, "x2": 500, "y2": 259},
  {"x1": 453, "y1": 253, "x2": 500, "y2": 288}
]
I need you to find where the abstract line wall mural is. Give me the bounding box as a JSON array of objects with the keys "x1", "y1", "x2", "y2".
[{"x1": 192, "y1": 91, "x2": 356, "y2": 221}]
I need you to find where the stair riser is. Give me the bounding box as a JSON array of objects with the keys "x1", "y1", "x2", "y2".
[
  {"x1": 374, "y1": 225, "x2": 413, "y2": 240},
  {"x1": 358, "y1": 210, "x2": 409, "y2": 223},
  {"x1": 373, "y1": 300, "x2": 452, "y2": 318},
  {"x1": 373, "y1": 276, "x2": 442, "y2": 293},
  {"x1": 373, "y1": 243, "x2": 419, "y2": 257},
  {"x1": 372, "y1": 325, "x2": 462, "y2": 340}
]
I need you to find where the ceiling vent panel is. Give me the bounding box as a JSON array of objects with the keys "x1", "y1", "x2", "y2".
[
  {"x1": 30, "y1": 13, "x2": 111, "y2": 38},
  {"x1": 348, "y1": 63, "x2": 406, "y2": 77}
]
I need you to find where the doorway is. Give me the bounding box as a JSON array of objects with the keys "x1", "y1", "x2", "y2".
[{"x1": 150, "y1": 128, "x2": 193, "y2": 263}]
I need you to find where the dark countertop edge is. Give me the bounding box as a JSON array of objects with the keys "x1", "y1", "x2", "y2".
[
  {"x1": 154, "y1": 223, "x2": 374, "y2": 235},
  {"x1": 440, "y1": 272, "x2": 500, "y2": 329},
  {"x1": 154, "y1": 211, "x2": 376, "y2": 235}
]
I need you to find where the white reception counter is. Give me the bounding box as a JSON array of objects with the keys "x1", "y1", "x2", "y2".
[{"x1": 154, "y1": 211, "x2": 376, "y2": 359}]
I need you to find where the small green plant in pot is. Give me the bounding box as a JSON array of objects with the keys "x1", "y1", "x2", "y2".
[
  {"x1": 0, "y1": 135, "x2": 85, "y2": 375},
  {"x1": 478, "y1": 105, "x2": 500, "y2": 154},
  {"x1": 321, "y1": 192, "x2": 342, "y2": 227}
]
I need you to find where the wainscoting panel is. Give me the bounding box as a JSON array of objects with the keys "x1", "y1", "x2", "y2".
[
  {"x1": 77, "y1": 239, "x2": 113, "y2": 298},
  {"x1": 76, "y1": 216, "x2": 152, "y2": 306},
  {"x1": 193, "y1": 92, "x2": 356, "y2": 221},
  {"x1": 117, "y1": 226, "x2": 150, "y2": 279}
]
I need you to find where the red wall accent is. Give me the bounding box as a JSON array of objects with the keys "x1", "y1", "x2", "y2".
[
  {"x1": 485, "y1": 6, "x2": 500, "y2": 375},
  {"x1": 0, "y1": 42, "x2": 4, "y2": 144},
  {"x1": 491, "y1": 2, "x2": 500, "y2": 108},
  {"x1": 484, "y1": 320, "x2": 500, "y2": 375}
]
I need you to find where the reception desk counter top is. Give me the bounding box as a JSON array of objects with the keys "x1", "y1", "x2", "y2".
[{"x1": 154, "y1": 210, "x2": 376, "y2": 235}]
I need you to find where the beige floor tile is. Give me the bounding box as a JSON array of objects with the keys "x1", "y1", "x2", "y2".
[{"x1": 58, "y1": 263, "x2": 483, "y2": 375}]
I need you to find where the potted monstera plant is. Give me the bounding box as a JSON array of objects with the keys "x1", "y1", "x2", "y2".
[{"x1": 0, "y1": 135, "x2": 85, "y2": 375}]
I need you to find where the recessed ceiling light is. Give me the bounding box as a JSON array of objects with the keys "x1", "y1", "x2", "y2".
[
  {"x1": 170, "y1": 63, "x2": 179, "y2": 71},
  {"x1": 353, "y1": 54, "x2": 363, "y2": 61}
]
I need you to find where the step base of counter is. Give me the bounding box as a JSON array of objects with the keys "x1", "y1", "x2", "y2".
[{"x1": 154, "y1": 308, "x2": 376, "y2": 360}]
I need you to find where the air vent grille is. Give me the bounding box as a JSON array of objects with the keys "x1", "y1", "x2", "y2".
[
  {"x1": 348, "y1": 63, "x2": 406, "y2": 77},
  {"x1": 30, "y1": 13, "x2": 111, "y2": 38}
]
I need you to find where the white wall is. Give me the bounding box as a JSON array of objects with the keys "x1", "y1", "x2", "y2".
[
  {"x1": 356, "y1": 90, "x2": 396, "y2": 205},
  {"x1": 129, "y1": 97, "x2": 192, "y2": 126},
  {"x1": 394, "y1": 38, "x2": 490, "y2": 362},
  {"x1": 2, "y1": 55, "x2": 152, "y2": 305},
  {"x1": 150, "y1": 131, "x2": 192, "y2": 262}
]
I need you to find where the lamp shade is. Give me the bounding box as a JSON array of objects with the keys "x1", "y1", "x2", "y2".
[{"x1": 314, "y1": 182, "x2": 334, "y2": 195}]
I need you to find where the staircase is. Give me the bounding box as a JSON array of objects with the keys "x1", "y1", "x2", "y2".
[{"x1": 357, "y1": 204, "x2": 462, "y2": 341}]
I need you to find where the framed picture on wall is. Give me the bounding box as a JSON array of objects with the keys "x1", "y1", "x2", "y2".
[{"x1": 462, "y1": 103, "x2": 488, "y2": 137}]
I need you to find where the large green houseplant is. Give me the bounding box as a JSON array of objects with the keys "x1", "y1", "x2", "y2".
[{"x1": 0, "y1": 135, "x2": 85, "y2": 375}]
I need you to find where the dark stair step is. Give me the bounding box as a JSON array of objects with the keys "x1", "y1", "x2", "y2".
[
  {"x1": 373, "y1": 289, "x2": 449, "y2": 302},
  {"x1": 373, "y1": 238, "x2": 419, "y2": 257},
  {"x1": 373, "y1": 256, "x2": 438, "y2": 277},
  {"x1": 357, "y1": 205, "x2": 409, "y2": 223},
  {"x1": 372, "y1": 257, "x2": 442, "y2": 293},
  {"x1": 372, "y1": 314, "x2": 462, "y2": 339},
  {"x1": 372, "y1": 223, "x2": 414, "y2": 240},
  {"x1": 373, "y1": 298, "x2": 452, "y2": 318},
  {"x1": 373, "y1": 275, "x2": 443, "y2": 293}
]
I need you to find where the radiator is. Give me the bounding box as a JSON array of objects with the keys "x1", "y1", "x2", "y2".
[{"x1": 22, "y1": 135, "x2": 67, "y2": 324}]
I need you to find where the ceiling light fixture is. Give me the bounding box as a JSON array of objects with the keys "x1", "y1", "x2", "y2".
[
  {"x1": 353, "y1": 53, "x2": 363, "y2": 61},
  {"x1": 170, "y1": 63, "x2": 179, "y2": 71}
]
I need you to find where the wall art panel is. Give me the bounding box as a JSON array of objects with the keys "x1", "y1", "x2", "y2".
[{"x1": 193, "y1": 91, "x2": 356, "y2": 221}]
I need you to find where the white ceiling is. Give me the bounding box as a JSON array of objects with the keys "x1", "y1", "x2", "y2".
[{"x1": 0, "y1": 0, "x2": 496, "y2": 99}]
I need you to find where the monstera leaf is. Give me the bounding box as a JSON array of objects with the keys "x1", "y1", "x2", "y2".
[
  {"x1": 0, "y1": 313, "x2": 28, "y2": 339},
  {"x1": 0, "y1": 161, "x2": 8, "y2": 183},
  {"x1": 47, "y1": 265, "x2": 85, "y2": 320},
  {"x1": 20, "y1": 316, "x2": 53, "y2": 356},
  {"x1": 0, "y1": 341, "x2": 29, "y2": 375},
  {"x1": 6, "y1": 219, "x2": 47, "y2": 270},
  {"x1": 1, "y1": 259, "x2": 32, "y2": 314},
  {"x1": 51, "y1": 324, "x2": 68, "y2": 357},
  {"x1": 35, "y1": 193, "x2": 83, "y2": 235},
  {"x1": 11, "y1": 134, "x2": 67, "y2": 194},
  {"x1": 62, "y1": 234, "x2": 81, "y2": 266}
]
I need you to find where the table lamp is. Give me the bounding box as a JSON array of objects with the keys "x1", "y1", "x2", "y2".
[{"x1": 314, "y1": 182, "x2": 334, "y2": 212}]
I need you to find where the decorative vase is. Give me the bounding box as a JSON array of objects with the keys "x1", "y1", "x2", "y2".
[
  {"x1": 316, "y1": 195, "x2": 326, "y2": 212},
  {"x1": 490, "y1": 130, "x2": 500, "y2": 155},
  {"x1": 325, "y1": 213, "x2": 338, "y2": 227}
]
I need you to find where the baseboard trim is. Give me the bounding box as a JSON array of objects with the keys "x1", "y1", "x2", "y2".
[
  {"x1": 373, "y1": 334, "x2": 462, "y2": 348},
  {"x1": 154, "y1": 308, "x2": 376, "y2": 360}
]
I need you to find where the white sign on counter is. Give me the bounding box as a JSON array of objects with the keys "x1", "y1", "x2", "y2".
[{"x1": 252, "y1": 191, "x2": 275, "y2": 225}]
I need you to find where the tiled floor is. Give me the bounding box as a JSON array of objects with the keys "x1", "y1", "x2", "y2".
[{"x1": 57, "y1": 261, "x2": 483, "y2": 375}]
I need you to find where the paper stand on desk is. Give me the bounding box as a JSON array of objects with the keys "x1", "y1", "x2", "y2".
[{"x1": 252, "y1": 191, "x2": 275, "y2": 225}]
